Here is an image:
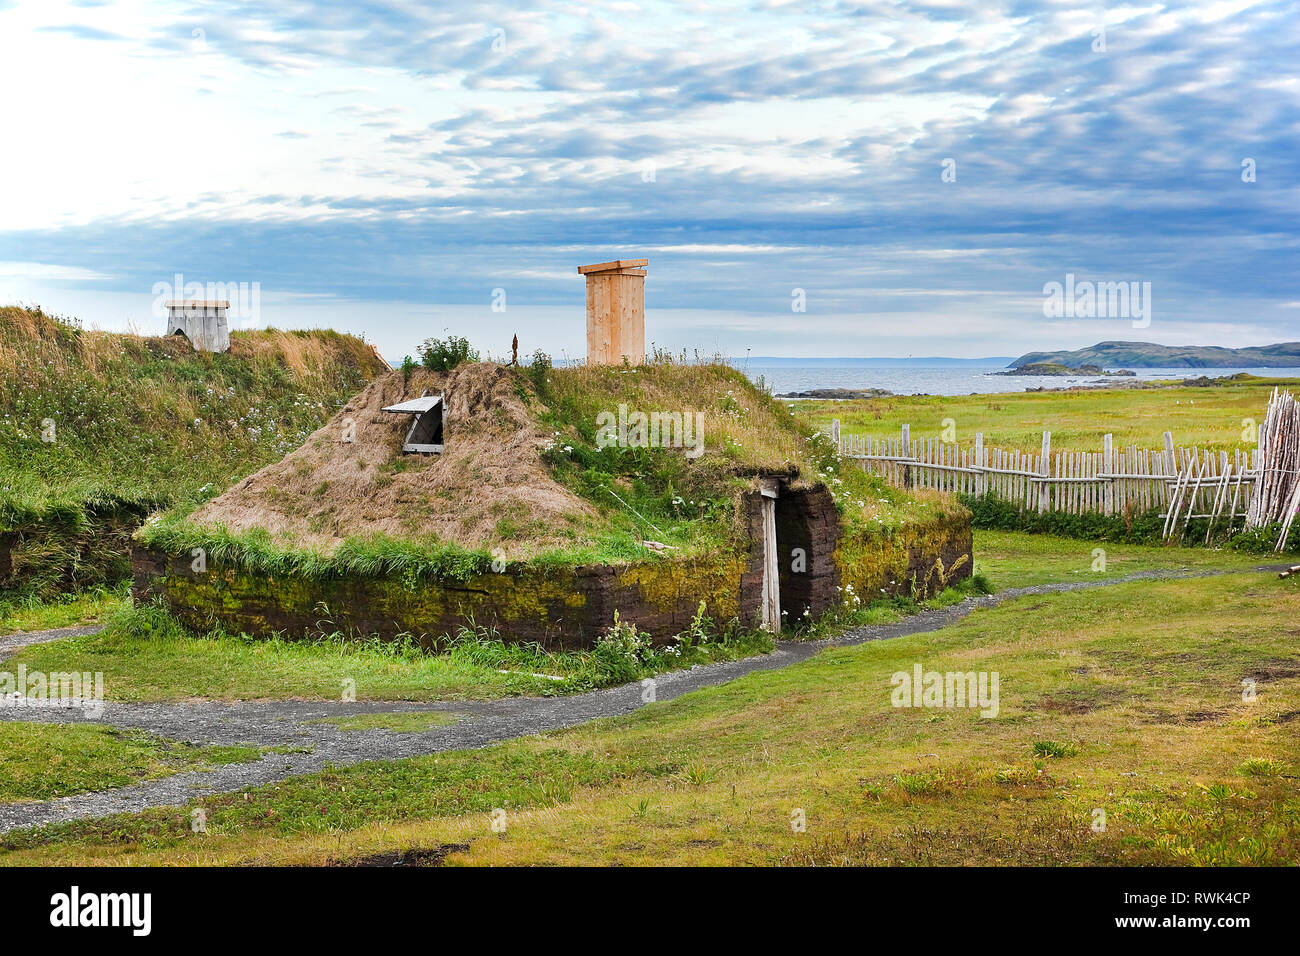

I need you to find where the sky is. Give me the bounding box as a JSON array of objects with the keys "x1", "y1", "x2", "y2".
[{"x1": 0, "y1": 0, "x2": 1296, "y2": 361}]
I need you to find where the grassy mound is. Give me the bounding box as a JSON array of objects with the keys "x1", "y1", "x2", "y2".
[
  {"x1": 0, "y1": 306, "x2": 387, "y2": 519},
  {"x1": 141, "y1": 357, "x2": 950, "y2": 577},
  {"x1": 0, "y1": 305, "x2": 389, "y2": 598}
]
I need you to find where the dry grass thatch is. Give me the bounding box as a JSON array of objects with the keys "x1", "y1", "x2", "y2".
[{"x1": 188, "y1": 364, "x2": 596, "y2": 555}]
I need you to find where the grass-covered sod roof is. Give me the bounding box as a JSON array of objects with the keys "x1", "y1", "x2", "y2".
[
  {"x1": 141, "y1": 357, "x2": 959, "y2": 580},
  {"x1": 0, "y1": 306, "x2": 388, "y2": 527}
]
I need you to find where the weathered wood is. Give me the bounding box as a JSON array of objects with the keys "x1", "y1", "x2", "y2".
[
  {"x1": 759, "y1": 479, "x2": 780, "y2": 632},
  {"x1": 581, "y1": 258, "x2": 646, "y2": 365},
  {"x1": 1038, "y1": 432, "x2": 1051, "y2": 513},
  {"x1": 836, "y1": 420, "x2": 1281, "y2": 544}
]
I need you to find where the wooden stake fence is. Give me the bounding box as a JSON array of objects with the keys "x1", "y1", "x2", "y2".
[
  {"x1": 834, "y1": 422, "x2": 1261, "y2": 535},
  {"x1": 1245, "y1": 388, "x2": 1300, "y2": 549}
]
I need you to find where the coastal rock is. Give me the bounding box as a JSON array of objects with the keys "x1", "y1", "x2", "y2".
[
  {"x1": 997, "y1": 362, "x2": 1105, "y2": 376},
  {"x1": 777, "y1": 387, "x2": 894, "y2": 399}
]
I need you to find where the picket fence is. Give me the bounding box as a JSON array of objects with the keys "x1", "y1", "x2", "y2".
[{"x1": 832, "y1": 421, "x2": 1259, "y2": 539}]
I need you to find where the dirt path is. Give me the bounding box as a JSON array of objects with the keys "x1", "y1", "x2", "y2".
[{"x1": 0, "y1": 566, "x2": 1284, "y2": 835}]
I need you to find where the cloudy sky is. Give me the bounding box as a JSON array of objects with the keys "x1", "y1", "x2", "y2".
[{"x1": 0, "y1": 0, "x2": 1296, "y2": 361}]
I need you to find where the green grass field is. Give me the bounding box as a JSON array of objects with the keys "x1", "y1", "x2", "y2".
[
  {"x1": 790, "y1": 375, "x2": 1297, "y2": 453},
  {"x1": 3, "y1": 530, "x2": 1268, "y2": 704},
  {"x1": 308, "y1": 712, "x2": 460, "y2": 733},
  {"x1": 0, "y1": 724, "x2": 264, "y2": 803},
  {"x1": 0, "y1": 585, "x2": 127, "y2": 636},
  {"x1": 6, "y1": 599, "x2": 777, "y2": 702},
  {"x1": 4, "y1": 568, "x2": 1295, "y2": 865},
  {"x1": 4, "y1": 365, "x2": 1296, "y2": 866},
  {"x1": 971, "y1": 530, "x2": 1275, "y2": 589}
]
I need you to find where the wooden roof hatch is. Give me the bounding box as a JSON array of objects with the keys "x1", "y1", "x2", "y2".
[{"x1": 382, "y1": 392, "x2": 444, "y2": 454}]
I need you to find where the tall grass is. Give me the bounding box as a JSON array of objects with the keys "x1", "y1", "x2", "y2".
[
  {"x1": 14, "y1": 598, "x2": 776, "y2": 701},
  {"x1": 0, "y1": 306, "x2": 384, "y2": 520},
  {"x1": 138, "y1": 513, "x2": 494, "y2": 581},
  {"x1": 525, "y1": 356, "x2": 935, "y2": 560},
  {"x1": 0, "y1": 306, "x2": 386, "y2": 596}
]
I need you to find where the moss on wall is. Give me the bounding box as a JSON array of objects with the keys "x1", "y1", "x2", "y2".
[
  {"x1": 833, "y1": 512, "x2": 973, "y2": 603},
  {"x1": 132, "y1": 484, "x2": 972, "y2": 649},
  {"x1": 132, "y1": 547, "x2": 750, "y2": 650}
]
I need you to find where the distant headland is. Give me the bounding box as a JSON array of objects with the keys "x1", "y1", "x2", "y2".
[{"x1": 1010, "y1": 341, "x2": 1300, "y2": 369}]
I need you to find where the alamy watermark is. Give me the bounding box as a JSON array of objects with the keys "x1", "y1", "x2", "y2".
[
  {"x1": 50, "y1": 886, "x2": 151, "y2": 936},
  {"x1": 1, "y1": 665, "x2": 104, "y2": 717},
  {"x1": 151, "y1": 272, "x2": 261, "y2": 323},
  {"x1": 1042, "y1": 273, "x2": 1151, "y2": 328},
  {"x1": 596, "y1": 404, "x2": 705, "y2": 459},
  {"x1": 890, "y1": 663, "x2": 999, "y2": 718}
]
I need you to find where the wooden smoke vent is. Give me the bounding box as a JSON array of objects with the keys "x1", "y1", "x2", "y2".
[{"x1": 578, "y1": 258, "x2": 647, "y2": 365}]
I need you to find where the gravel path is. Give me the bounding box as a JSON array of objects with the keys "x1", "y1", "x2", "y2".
[
  {"x1": 0, "y1": 624, "x2": 102, "y2": 660},
  {"x1": 0, "y1": 565, "x2": 1284, "y2": 835}
]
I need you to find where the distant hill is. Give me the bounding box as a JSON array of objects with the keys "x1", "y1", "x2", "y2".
[{"x1": 1011, "y1": 341, "x2": 1300, "y2": 369}]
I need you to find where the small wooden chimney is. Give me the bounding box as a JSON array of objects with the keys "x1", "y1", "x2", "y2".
[
  {"x1": 578, "y1": 258, "x2": 647, "y2": 365},
  {"x1": 165, "y1": 300, "x2": 230, "y2": 352}
]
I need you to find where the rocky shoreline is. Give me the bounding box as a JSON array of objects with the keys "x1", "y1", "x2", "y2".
[
  {"x1": 778, "y1": 372, "x2": 1261, "y2": 399},
  {"x1": 776, "y1": 387, "x2": 895, "y2": 399}
]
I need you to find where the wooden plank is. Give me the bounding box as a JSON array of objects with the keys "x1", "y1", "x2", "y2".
[
  {"x1": 577, "y1": 258, "x2": 649, "y2": 274},
  {"x1": 1206, "y1": 454, "x2": 1232, "y2": 543},
  {"x1": 1103, "y1": 434, "x2": 1113, "y2": 516},
  {"x1": 1039, "y1": 432, "x2": 1051, "y2": 513}
]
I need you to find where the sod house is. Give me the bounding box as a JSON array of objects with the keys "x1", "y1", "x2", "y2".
[{"x1": 132, "y1": 358, "x2": 973, "y2": 649}]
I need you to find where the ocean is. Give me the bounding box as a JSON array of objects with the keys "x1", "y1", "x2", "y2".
[{"x1": 729, "y1": 362, "x2": 1300, "y2": 397}]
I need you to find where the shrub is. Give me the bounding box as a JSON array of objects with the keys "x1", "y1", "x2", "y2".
[
  {"x1": 1229, "y1": 522, "x2": 1300, "y2": 555},
  {"x1": 419, "y1": 336, "x2": 479, "y2": 372},
  {"x1": 590, "y1": 612, "x2": 656, "y2": 685},
  {"x1": 962, "y1": 491, "x2": 1300, "y2": 554},
  {"x1": 528, "y1": 349, "x2": 552, "y2": 396},
  {"x1": 1032, "y1": 740, "x2": 1079, "y2": 758},
  {"x1": 1238, "y1": 757, "x2": 1286, "y2": 777}
]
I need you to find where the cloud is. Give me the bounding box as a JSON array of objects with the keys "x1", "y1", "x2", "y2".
[
  {"x1": 0, "y1": 261, "x2": 113, "y2": 282},
  {"x1": 35, "y1": 23, "x2": 126, "y2": 41},
  {"x1": 1, "y1": 0, "x2": 1296, "y2": 356}
]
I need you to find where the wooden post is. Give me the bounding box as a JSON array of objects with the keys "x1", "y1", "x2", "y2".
[
  {"x1": 1161, "y1": 431, "x2": 1177, "y2": 512},
  {"x1": 578, "y1": 258, "x2": 648, "y2": 365},
  {"x1": 831, "y1": 418, "x2": 841, "y2": 453},
  {"x1": 759, "y1": 479, "x2": 781, "y2": 632},
  {"x1": 974, "y1": 432, "x2": 985, "y2": 497},
  {"x1": 1039, "y1": 431, "x2": 1051, "y2": 513},
  {"x1": 901, "y1": 424, "x2": 912, "y2": 489},
  {"x1": 1103, "y1": 433, "x2": 1113, "y2": 516}
]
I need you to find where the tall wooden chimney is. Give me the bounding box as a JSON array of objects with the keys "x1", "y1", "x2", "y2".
[{"x1": 578, "y1": 258, "x2": 647, "y2": 365}]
